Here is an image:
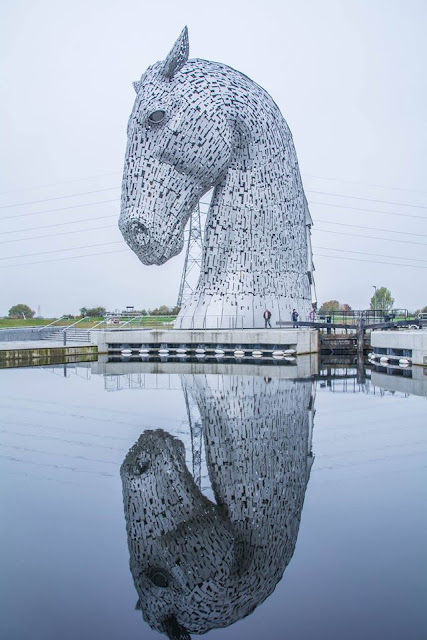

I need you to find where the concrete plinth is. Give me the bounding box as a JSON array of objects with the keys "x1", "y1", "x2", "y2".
[
  {"x1": 92, "y1": 328, "x2": 319, "y2": 356},
  {"x1": 370, "y1": 330, "x2": 427, "y2": 366}
]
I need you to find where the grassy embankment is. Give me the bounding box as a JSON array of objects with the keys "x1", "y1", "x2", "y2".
[{"x1": 0, "y1": 316, "x2": 176, "y2": 329}]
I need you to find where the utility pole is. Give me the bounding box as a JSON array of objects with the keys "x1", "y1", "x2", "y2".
[
  {"x1": 305, "y1": 196, "x2": 317, "y2": 311},
  {"x1": 177, "y1": 204, "x2": 203, "y2": 308}
]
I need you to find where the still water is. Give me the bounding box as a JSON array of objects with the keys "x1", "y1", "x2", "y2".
[{"x1": 1, "y1": 359, "x2": 426, "y2": 640}]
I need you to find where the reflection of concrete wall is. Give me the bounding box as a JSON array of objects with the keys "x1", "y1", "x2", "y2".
[
  {"x1": 91, "y1": 354, "x2": 319, "y2": 378},
  {"x1": 121, "y1": 375, "x2": 314, "y2": 638},
  {"x1": 371, "y1": 367, "x2": 427, "y2": 398}
]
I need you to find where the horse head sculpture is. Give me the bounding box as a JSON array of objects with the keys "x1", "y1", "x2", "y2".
[
  {"x1": 121, "y1": 376, "x2": 315, "y2": 638},
  {"x1": 119, "y1": 27, "x2": 313, "y2": 327}
]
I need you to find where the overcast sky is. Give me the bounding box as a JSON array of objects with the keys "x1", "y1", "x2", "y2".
[{"x1": 0, "y1": 0, "x2": 425, "y2": 317}]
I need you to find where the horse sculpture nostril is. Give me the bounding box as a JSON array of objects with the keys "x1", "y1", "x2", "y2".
[
  {"x1": 126, "y1": 219, "x2": 150, "y2": 244},
  {"x1": 131, "y1": 220, "x2": 148, "y2": 236}
]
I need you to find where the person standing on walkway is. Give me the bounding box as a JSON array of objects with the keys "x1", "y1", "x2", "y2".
[
  {"x1": 292, "y1": 308, "x2": 299, "y2": 328},
  {"x1": 263, "y1": 309, "x2": 272, "y2": 328}
]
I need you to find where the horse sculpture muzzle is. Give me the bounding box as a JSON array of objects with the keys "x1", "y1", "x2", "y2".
[
  {"x1": 119, "y1": 150, "x2": 203, "y2": 266},
  {"x1": 119, "y1": 205, "x2": 185, "y2": 266}
]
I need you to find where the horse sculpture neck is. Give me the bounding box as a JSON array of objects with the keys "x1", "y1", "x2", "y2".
[{"x1": 176, "y1": 61, "x2": 311, "y2": 329}]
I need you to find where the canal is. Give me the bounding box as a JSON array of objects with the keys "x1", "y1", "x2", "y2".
[{"x1": 1, "y1": 359, "x2": 425, "y2": 640}]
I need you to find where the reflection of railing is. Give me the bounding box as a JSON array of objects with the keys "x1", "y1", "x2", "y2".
[
  {"x1": 41, "y1": 362, "x2": 92, "y2": 379},
  {"x1": 105, "y1": 372, "x2": 182, "y2": 392}
]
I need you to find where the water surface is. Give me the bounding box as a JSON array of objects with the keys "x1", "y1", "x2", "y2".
[{"x1": 1, "y1": 361, "x2": 426, "y2": 640}]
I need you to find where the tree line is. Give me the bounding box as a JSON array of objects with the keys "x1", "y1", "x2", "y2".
[
  {"x1": 318, "y1": 287, "x2": 396, "y2": 314},
  {"x1": 7, "y1": 291, "x2": 427, "y2": 320}
]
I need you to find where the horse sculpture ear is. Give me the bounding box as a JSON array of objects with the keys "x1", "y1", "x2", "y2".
[
  {"x1": 160, "y1": 26, "x2": 189, "y2": 80},
  {"x1": 133, "y1": 81, "x2": 141, "y2": 93}
]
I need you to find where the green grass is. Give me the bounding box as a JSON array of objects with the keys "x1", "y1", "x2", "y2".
[
  {"x1": 0, "y1": 316, "x2": 177, "y2": 329},
  {"x1": 0, "y1": 318, "x2": 56, "y2": 328}
]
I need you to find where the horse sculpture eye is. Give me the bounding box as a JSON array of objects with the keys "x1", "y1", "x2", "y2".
[
  {"x1": 149, "y1": 568, "x2": 170, "y2": 588},
  {"x1": 148, "y1": 110, "x2": 166, "y2": 124}
]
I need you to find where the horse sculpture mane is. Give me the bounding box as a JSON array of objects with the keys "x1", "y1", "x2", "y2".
[{"x1": 119, "y1": 27, "x2": 314, "y2": 328}]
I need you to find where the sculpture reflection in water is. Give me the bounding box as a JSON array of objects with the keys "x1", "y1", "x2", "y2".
[{"x1": 120, "y1": 375, "x2": 315, "y2": 639}]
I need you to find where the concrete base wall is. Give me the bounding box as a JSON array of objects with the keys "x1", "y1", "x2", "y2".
[
  {"x1": 0, "y1": 345, "x2": 97, "y2": 368},
  {"x1": 371, "y1": 330, "x2": 427, "y2": 366},
  {"x1": 93, "y1": 328, "x2": 319, "y2": 355},
  {"x1": 0, "y1": 327, "x2": 52, "y2": 341}
]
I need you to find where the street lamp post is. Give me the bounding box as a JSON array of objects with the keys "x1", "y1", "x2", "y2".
[{"x1": 373, "y1": 286, "x2": 377, "y2": 321}]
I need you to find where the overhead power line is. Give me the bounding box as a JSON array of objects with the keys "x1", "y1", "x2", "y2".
[
  {"x1": 2, "y1": 221, "x2": 425, "y2": 249},
  {"x1": 0, "y1": 249, "x2": 129, "y2": 268},
  {"x1": 0, "y1": 224, "x2": 118, "y2": 244},
  {"x1": 314, "y1": 253, "x2": 427, "y2": 270},
  {"x1": 0, "y1": 183, "x2": 425, "y2": 215},
  {"x1": 308, "y1": 200, "x2": 426, "y2": 220},
  {"x1": 314, "y1": 219, "x2": 427, "y2": 238},
  {"x1": 3, "y1": 224, "x2": 426, "y2": 261},
  {"x1": 313, "y1": 245, "x2": 427, "y2": 263},
  {"x1": 0, "y1": 240, "x2": 124, "y2": 261},
  {"x1": 1, "y1": 187, "x2": 425, "y2": 223},
  {"x1": 197, "y1": 198, "x2": 426, "y2": 220},
  {"x1": 0, "y1": 187, "x2": 120, "y2": 209},
  {"x1": 1, "y1": 169, "x2": 425, "y2": 197},
  {"x1": 0, "y1": 198, "x2": 119, "y2": 220},
  {"x1": 303, "y1": 173, "x2": 427, "y2": 196},
  {"x1": 314, "y1": 228, "x2": 427, "y2": 246},
  {"x1": 1, "y1": 208, "x2": 424, "y2": 240},
  {"x1": 1, "y1": 238, "x2": 426, "y2": 271},
  {"x1": 306, "y1": 189, "x2": 427, "y2": 210},
  {"x1": 2, "y1": 247, "x2": 425, "y2": 270},
  {"x1": 0, "y1": 214, "x2": 117, "y2": 235},
  {"x1": 0, "y1": 171, "x2": 121, "y2": 196}
]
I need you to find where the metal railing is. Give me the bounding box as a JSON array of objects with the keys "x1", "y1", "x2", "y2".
[
  {"x1": 39, "y1": 316, "x2": 91, "y2": 345},
  {"x1": 40, "y1": 315, "x2": 90, "y2": 331},
  {"x1": 174, "y1": 314, "x2": 317, "y2": 330},
  {"x1": 315, "y1": 309, "x2": 409, "y2": 325},
  {"x1": 40, "y1": 316, "x2": 70, "y2": 330},
  {"x1": 100, "y1": 313, "x2": 176, "y2": 330}
]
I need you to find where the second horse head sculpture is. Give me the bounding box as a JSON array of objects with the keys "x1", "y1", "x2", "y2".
[{"x1": 119, "y1": 27, "x2": 313, "y2": 328}]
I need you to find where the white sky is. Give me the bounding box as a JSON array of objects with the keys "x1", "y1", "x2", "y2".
[{"x1": 0, "y1": 0, "x2": 426, "y2": 317}]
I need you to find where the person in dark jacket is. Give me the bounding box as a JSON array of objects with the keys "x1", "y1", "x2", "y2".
[
  {"x1": 263, "y1": 309, "x2": 272, "y2": 328},
  {"x1": 291, "y1": 309, "x2": 299, "y2": 328}
]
